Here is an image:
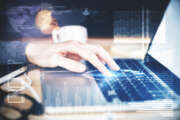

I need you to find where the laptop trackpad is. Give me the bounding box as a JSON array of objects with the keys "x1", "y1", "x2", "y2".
[{"x1": 41, "y1": 71, "x2": 109, "y2": 107}]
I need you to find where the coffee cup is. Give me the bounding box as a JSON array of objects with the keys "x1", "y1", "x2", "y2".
[{"x1": 52, "y1": 25, "x2": 88, "y2": 43}]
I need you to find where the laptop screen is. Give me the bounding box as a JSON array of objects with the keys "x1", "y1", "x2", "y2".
[{"x1": 148, "y1": 0, "x2": 180, "y2": 79}]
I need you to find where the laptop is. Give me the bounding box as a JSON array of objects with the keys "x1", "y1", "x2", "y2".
[{"x1": 41, "y1": 0, "x2": 180, "y2": 113}]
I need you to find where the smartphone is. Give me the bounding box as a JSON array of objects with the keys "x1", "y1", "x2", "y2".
[{"x1": 0, "y1": 64, "x2": 27, "y2": 85}]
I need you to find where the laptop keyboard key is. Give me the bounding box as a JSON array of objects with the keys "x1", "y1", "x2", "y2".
[{"x1": 121, "y1": 80, "x2": 142, "y2": 101}]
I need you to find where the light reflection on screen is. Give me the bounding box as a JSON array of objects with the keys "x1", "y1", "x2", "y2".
[{"x1": 148, "y1": 0, "x2": 180, "y2": 78}]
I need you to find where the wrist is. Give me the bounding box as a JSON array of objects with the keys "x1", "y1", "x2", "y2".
[{"x1": 25, "y1": 43, "x2": 35, "y2": 64}]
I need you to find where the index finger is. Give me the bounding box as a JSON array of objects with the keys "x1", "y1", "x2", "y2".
[{"x1": 87, "y1": 45, "x2": 120, "y2": 71}]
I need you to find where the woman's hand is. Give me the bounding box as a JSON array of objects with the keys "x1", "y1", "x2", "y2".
[{"x1": 25, "y1": 41, "x2": 120, "y2": 75}]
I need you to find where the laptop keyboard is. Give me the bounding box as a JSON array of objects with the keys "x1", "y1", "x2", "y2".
[{"x1": 89, "y1": 59, "x2": 175, "y2": 102}]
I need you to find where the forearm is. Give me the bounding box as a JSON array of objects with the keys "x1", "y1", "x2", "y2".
[{"x1": 0, "y1": 41, "x2": 29, "y2": 64}]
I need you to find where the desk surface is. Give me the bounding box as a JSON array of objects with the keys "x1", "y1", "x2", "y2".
[{"x1": 2, "y1": 38, "x2": 180, "y2": 120}]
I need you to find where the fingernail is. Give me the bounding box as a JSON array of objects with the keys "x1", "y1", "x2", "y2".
[{"x1": 113, "y1": 63, "x2": 120, "y2": 71}]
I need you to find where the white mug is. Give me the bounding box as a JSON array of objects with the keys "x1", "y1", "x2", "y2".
[{"x1": 52, "y1": 25, "x2": 88, "y2": 43}]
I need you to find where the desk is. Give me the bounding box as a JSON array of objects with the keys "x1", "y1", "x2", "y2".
[{"x1": 2, "y1": 38, "x2": 180, "y2": 120}]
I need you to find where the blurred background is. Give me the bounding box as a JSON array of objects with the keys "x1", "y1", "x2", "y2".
[{"x1": 0, "y1": 0, "x2": 169, "y2": 58}]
